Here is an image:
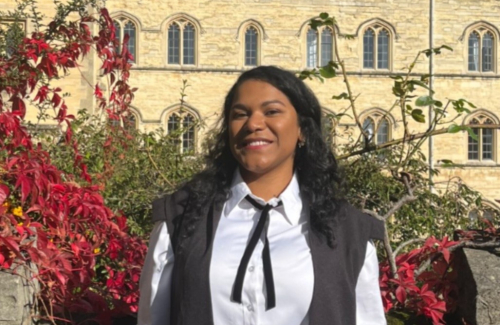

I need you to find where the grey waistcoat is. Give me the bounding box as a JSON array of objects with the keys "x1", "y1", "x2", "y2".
[{"x1": 152, "y1": 190, "x2": 384, "y2": 325}]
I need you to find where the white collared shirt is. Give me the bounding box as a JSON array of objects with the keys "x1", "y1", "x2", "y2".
[{"x1": 138, "y1": 172, "x2": 387, "y2": 325}]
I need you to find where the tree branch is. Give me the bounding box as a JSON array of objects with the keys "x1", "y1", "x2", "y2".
[
  {"x1": 337, "y1": 124, "x2": 500, "y2": 160},
  {"x1": 415, "y1": 240, "x2": 500, "y2": 277},
  {"x1": 394, "y1": 238, "x2": 426, "y2": 256}
]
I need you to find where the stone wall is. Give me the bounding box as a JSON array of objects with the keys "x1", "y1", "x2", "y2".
[
  {"x1": 454, "y1": 247, "x2": 500, "y2": 325},
  {"x1": 1, "y1": 0, "x2": 500, "y2": 203},
  {"x1": 0, "y1": 268, "x2": 37, "y2": 325}
]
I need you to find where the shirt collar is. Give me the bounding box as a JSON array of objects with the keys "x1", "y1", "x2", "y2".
[{"x1": 224, "y1": 169, "x2": 303, "y2": 225}]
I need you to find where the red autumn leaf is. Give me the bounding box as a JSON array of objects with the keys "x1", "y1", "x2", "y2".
[
  {"x1": 71, "y1": 243, "x2": 80, "y2": 258},
  {"x1": 0, "y1": 184, "x2": 9, "y2": 205},
  {"x1": 441, "y1": 248, "x2": 450, "y2": 263},
  {"x1": 94, "y1": 84, "x2": 103, "y2": 98},
  {"x1": 12, "y1": 97, "x2": 26, "y2": 118},
  {"x1": 395, "y1": 285, "x2": 407, "y2": 304},
  {"x1": 16, "y1": 225, "x2": 25, "y2": 236},
  {"x1": 34, "y1": 85, "x2": 50, "y2": 103},
  {"x1": 0, "y1": 236, "x2": 21, "y2": 257},
  {"x1": 52, "y1": 93, "x2": 62, "y2": 108}
]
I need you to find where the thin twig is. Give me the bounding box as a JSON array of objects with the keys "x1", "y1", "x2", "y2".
[
  {"x1": 145, "y1": 142, "x2": 174, "y2": 187},
  {"x1": 362, "y1": 209, "x2": 384, "y2": 221},
  {"x1": 337, "y1": 123, "x2": 500, "y2": 160},
  {"x1": 331, "y1": 25, "x2": 369, "y2": 142},
  {"x1": 383, "y1": 222, "x2": 398, "y2": 276},
  {"x1": 394, "y1": 238, "x2": 426, "y2": 256}
]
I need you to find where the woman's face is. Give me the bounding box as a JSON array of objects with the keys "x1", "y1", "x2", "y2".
[{"x1": 228, "y1": 80, "x2": 302, "y2": 177}]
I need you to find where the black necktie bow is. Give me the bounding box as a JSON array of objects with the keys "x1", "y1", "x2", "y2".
[{"x1": 232, "y1": 195, "x2": 282, "y2": 310}]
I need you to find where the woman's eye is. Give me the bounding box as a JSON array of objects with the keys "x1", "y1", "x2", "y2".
[
  {"x1": 232, "y1": 112, "x2": 247, "y2": 118},
  {"x1": 265, "y1": 109, "x2": 280, "y2": 115}
]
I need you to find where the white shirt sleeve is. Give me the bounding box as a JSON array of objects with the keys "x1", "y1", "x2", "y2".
[
  {"x1": 138, "y1": 222, "x2": 175, "y2": 325},
  {"x1": 356, "y1": 240, "x2": 387, "y2": 325}
]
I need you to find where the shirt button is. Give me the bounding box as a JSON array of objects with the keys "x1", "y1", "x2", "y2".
[
  {"x1": 248, "y1": 266, "x2": 254, "y2": 272},
  {"x1": 247, "y1": 304, "x2": 254, "y2": 312}
]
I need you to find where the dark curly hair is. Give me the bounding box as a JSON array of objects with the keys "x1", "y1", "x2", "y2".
[{"x1": 183, "y1": 66, "x2": 344, "y2": 247}]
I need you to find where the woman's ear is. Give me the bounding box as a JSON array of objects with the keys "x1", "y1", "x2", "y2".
[{"x1": 298, "y1": 130, "x2": 305, "y2": 148}]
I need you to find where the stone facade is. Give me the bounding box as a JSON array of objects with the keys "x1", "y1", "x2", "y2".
[{"x1": 2, "y1": 0, "x2": 500, "y2": 206}]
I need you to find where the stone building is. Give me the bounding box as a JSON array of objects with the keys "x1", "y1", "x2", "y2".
[{"x1": 2, "y1": 0, "x2": 500, "y2": 212}]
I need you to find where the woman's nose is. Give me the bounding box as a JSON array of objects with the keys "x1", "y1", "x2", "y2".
[{"x1": 246, "y1": 112, "x2": 265, "y2": 132}]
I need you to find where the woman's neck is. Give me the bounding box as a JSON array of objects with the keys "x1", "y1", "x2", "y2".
[{"x1": 240, "y1": 166, "x2": 294, "y2": 202}]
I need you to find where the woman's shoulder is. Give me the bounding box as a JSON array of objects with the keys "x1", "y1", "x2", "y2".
[
  {"x1": 336, "y1": 200, "x2": 385, "y2": 241},
  {"x1": 152, "y1": 188, "x2": 190, "y2": 223}
]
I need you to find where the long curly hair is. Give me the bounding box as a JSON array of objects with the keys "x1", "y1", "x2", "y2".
[{"x1": 183, "y1": 66, "x2": 344, "y2": 247}]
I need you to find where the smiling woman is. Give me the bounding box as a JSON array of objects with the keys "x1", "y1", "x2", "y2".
[
  {"x1": 138, "y1": 66, "x2": 387, "y2": 325},
  {"x1": 228, "y1": 80, "x2": 303, "y2": 198}
]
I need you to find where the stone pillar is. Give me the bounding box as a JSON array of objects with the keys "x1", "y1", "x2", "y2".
[
  {"x1": 0, "y1": 267, "x2": 37, "y2": 325},
  {"x1": 454, "y1": 247, "x2": 500, "y2": 325}
]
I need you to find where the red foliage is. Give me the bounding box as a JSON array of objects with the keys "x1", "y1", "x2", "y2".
[
  {"x1": 379, "y1": 236, "x2": 460, "y2": 324},
  {"x1": 0, "y1": 6, "x2": 146, "y2": 324}
]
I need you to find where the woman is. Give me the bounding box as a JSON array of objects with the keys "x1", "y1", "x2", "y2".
[{"x1": 138, "y1": 66, "x2": 386, "y2": 325}]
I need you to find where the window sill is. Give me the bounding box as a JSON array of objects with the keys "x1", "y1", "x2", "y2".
[
  {"x1": 164, "y1": 64, "x2": 198, "y2": 69},
  {"x1": 465, "y1": 70, "x2": 496, "y2": 76},
  {"x1": 361, "y1": 68, "x2": 392, "y2": 72},
  {"x1": 437, "y1": 160, "x2": 499, "y2": 167}
]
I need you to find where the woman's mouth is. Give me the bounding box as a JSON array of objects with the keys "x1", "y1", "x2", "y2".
[{"x1": 242, "y1": 139, "x2": 273, "y2": 149}]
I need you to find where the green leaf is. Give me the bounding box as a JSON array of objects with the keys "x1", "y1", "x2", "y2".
[
  {"x1": 332, "y1": 92, "x2": 349, "y2": 100},
  {"x1": 409, "y1": 80, "x2": 432, "y2": 92},
  {"x1": 447, "y1": 124, "x2": 463, "y2": 133},
  {"x1": 415, "y1": 96, "x2": 434, "y2": 107},
  {"x1": 466, "y1": 127, "x2": 479, "y2": 141},
  {"x1": 438, "y1": 159, "x2": 462, "y2": 169},
  {"x1": 411, "y1": 109, "x2": 426, "y2": 123},
  {"x1": 319, "y1": 64, "x2": 336, "y2": 78},
  {"x1": 319, "y1": 12, "x2": 329, "y2": 19},
  {"x1": 440, "y1": 44, "x2": 453, "y2": 52},
  {"x1": 464, "y1": 99, "x2": 476, "y2": 109}
]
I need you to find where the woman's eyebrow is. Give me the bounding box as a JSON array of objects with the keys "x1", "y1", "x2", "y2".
[
  {"x1": 231, "y1": 100, "x2": 285, "y2": 110},
  {"x1": 261, "y1": 100, "x2": 285, "y2": 107},
  {"x1": 230, "y1": 103, "x2": 248, "y2": 110}
]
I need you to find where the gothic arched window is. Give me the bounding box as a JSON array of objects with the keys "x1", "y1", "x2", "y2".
[{"x1": 113, "y1": 17, "x2": 138, "y2": 62}]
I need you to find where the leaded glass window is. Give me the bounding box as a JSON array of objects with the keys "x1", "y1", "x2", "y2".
[
  {"x1": 321, "y1": 29, "x2": 333, "y2": 66},
  {"x1": 114, "y1": 21, "x2": 122, "y2": 54},
  {"x1": 183, "y1": 24, "x2": 195, "y2": 65},
  {"x1": 363, "y1": 118, "x2": 375, "y2": 142},
  {"x1": 468, "y1": 116, "x2": 496, "y2": 161},
  {"x1": 167, "y1": 20, "x2": 198, "y2": 65},
  {"x1": 168, "y1": 24, "x2": 180, "y2": 64},
  {"x1": 363, "y1": 29, "x2": 375, "y2": 69},
  {"x1": 377, "y1": 118, "x2": 389, "y2": 144},
  {"x1": 113, "y1": 19, "x2": 137, "y2": 62},
  {"x1": 306, "y1": 29, "x2": 318, "y2": 68},
  {"x1": 482, "y1": 32, "x2": 493, "y2": 72},
  {"x1": 377, "y1": 29, "x2": 389, "y2": 69},
  {"x1": 168, "y1": 114, "x2": 180, "y2": 132},
  {"x1": 245, "y1": 27, "x2": 258, "y2": 66},
  {"x1": 363, "y1": 25, "x2": 392, "y2": 70},
  {"x1": 167, "y1": 112, "x2": 198, "y2": 153},
  {"x1": 362, "y1": 113, "x2": 392, "y2": 146},
  {"x1": 468, "y1": 29, "x2": 496, "y2": 72},
  {"x1": 182, "y1": 115, "x2": 195, "y2": 152},
  {"x1": 468, "y1": 32, "x2": 480, "y2": 71},
  {"x1": 124, "y1": 21, "x2": 136, "y2": 61}
]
